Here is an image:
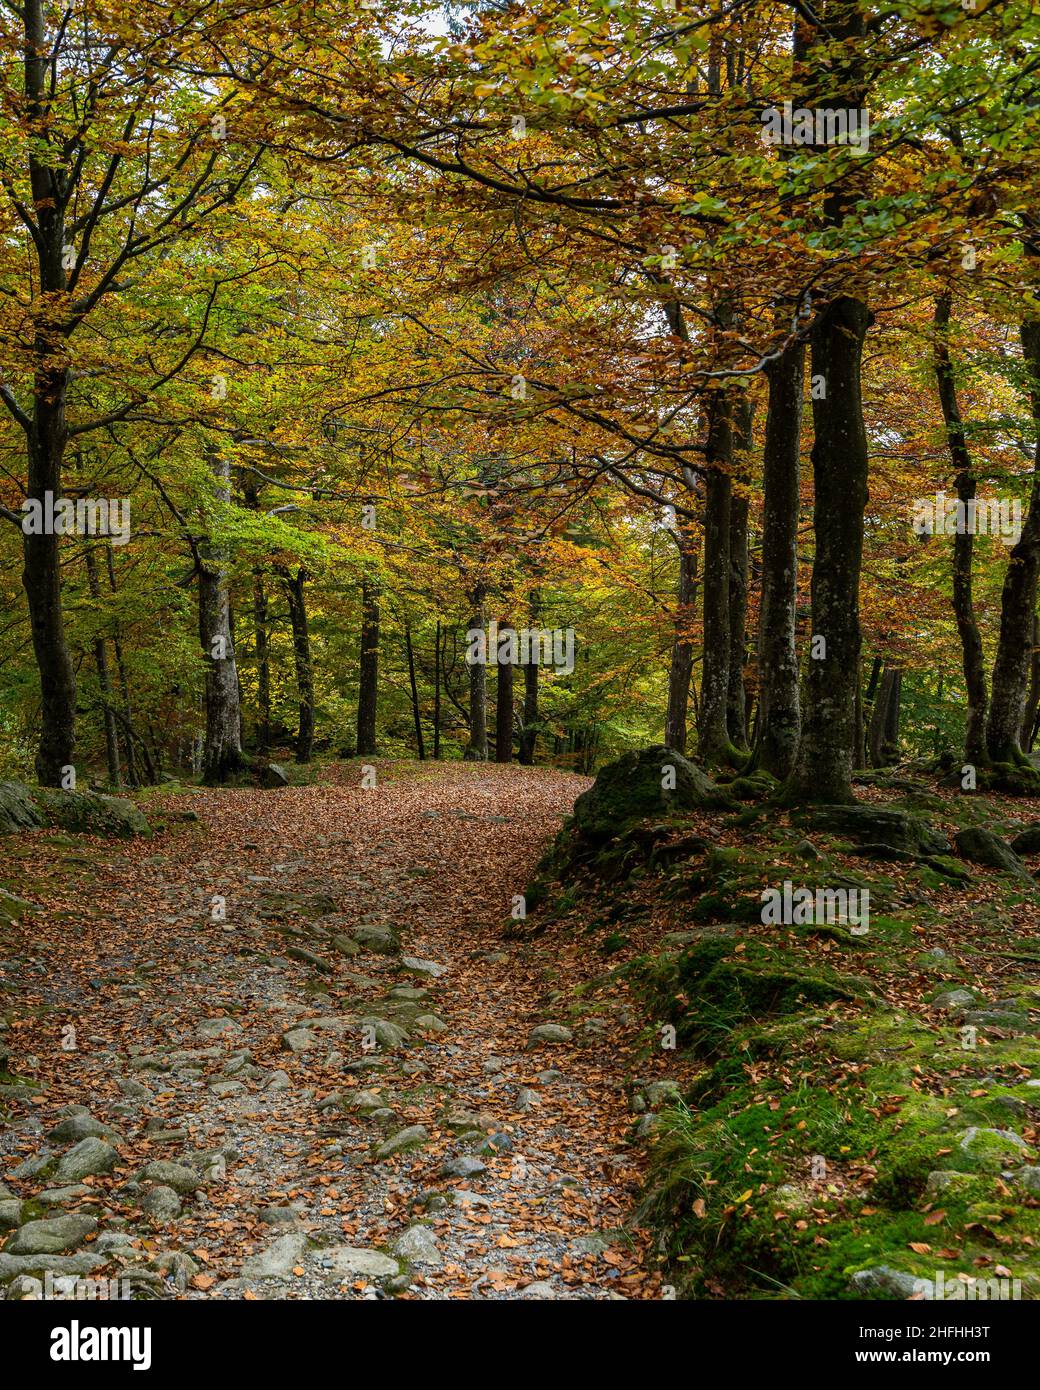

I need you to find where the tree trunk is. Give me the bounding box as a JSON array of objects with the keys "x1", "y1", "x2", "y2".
[
  {"x1": 933, "y1": 292, "x2": 989, "y2": 764},
  {"x1": 754, "y1": 334, "x2": 805, "y2": 778},
  {"x1": 433, "y1": 620, "x2": 442, "y2": 760},
  {"x1": 253, "y1": 571, "x2": 271, "y2": 754},
  {"x1": 283, "y1": 567, "x2": 314, "y2": 764},
  {"x1": 85, "y1": 547, "x2": 121, "y2": 788},
  {"x1": 465, "y1": 587, "x2": 489, "y2": 760},
  {"x1": 986, "y1": 316, "x2": 1040, "y2": 765},
  {"x1": 405, "y1": 618, "x2": 426, "y2": 760},
  {"x1": 664, "y1": 533, "x2": 698, "y2": 752},
  {"x1": 784, "y1": 295, "x2": 872, "y2": 803},
  {"x1": 727, "y1": 398, "x2": 752, "y2": 749},
  {"x1": 199, "y1": 446, "x2": 244, "y2": 784},
  {"x1": 518, "y1": 591, "x2": 540, "y2": 765},
  {"x1": 1021, "y1": 614, "x2": 1040, "y2": 752},
  {"x1": 495, "y1": 628, "x2": 514, "y2": 763},
  {"x1": 356, "y1": 576, "x2": 380, "y2": 756},
  {"x1": 697, "y1": 387, "x2": 735, "y2": 765}
]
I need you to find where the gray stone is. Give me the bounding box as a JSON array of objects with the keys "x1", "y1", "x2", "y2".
[
  {"x1": 528, "y1": 1023, "x2": 573, "y2": 1045},
  {"x1": 197, "y1": 1017, "x2": 242, "y2": 1039},
  {"x1": 321, "y1": 1245, "x2": 399, "y2": 1279},
  {"x1": 54, "y1": 1138, "x2": 119, "y2": 1183},
  {"x1": 5, "y1": 1214, "x2": 97, "y2": 1255},
  {"x1": 260, "y1": 763, "x2": 290, "y2": 789},
  {"x1": 331, "y1": 935, "x2": 361, "y2": 957},
  {"x1": 46, "y1": 1115, "x2": 122, "y2": 1145},
  {"x1": 36, "y1": 1185, "x2": 92, "y2": 1208},
  {"x1": 521, "y1": 1280, "x2": 558, "y2": 1299},
  {"x1": 0, "y1": 1200, "x2": 24, "y2": 1231},
  {"x1": 414, "y1": 1014, "x2": 448, "y2": 1033},
  {"x1": 282, "y1": 1029, "x2": 317, "y2": 1052},
  {"x1": 850, "y1": 1265, "x2": 925, "y2": 1299},
  {"x1": 140, "y1": 1186, "x2": 182, "y2": 1221},
  {"x1": 571, "y1": 746, "x2": 730, "y2": 844},
  {"x1": 391, "y1": 1225, "x2": 442, "y2": 1268},
  {"x1": 116, "y1": 1078, "x2": 150, "y2": 1100},
  {"x1": 954, "y1": 827, "x2": 1031, "y2": 881},
  {"x1": 209, "y1": 1079, "x2": 246, "y2": 1097},
  {"x1": 441, "y1": 1155, "x2": 487, "y2": 1179},
  {"x1": 240, "y1": 1233, "x2": 308, "y2": 1279},
  {"x1": 374, "y1": 1126, "x2": 429, "y2": 1160},
  {"x1": 932, "y1": 988, "x2": 975, "y2": 1012},
  {"x1": 957, "y1": 1127, "x2": 1030, "y2": 1167},
  {"x1": 267, "y1": 1069, "x2": 292, "y2": 1091},
  {"x1": 0, "y1": 1252, "x2": 105, "y2": 1282},
  {"x1": 361, "y1": 1018, "x2": 409, "y2": 1049},
  {"x1": 516, "y1": 1088, "x2": 540, "y2": 1110},
  {"x1": 353, "y1": 924, "x2": 399, "y2": 955},
  {"x1": 401, "y1": 956, "x2": 448, "y2": 978},
  {"x1": 1014, "y1": 1166, "x2": 1040, "y2": 1193},
  {"x1": 135, "y1": 1161, "x2": 200, "y2": 1195}
]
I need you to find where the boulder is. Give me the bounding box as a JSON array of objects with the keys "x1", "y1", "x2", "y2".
[
  {"x1": 572, "y1": 746, "x2": 730, "y2": 844},
  {"x1": 260, "y1": 763, "x2": 290, "y2": 789},
  {"x1": 798, "y1": 805, "x2": 949, "y2": 857},
  {"x1": 134, "y1": 1161, "x2": 199, "y2": 1195},
  {"x1": 5, "y1": 1214, "x2": 97, "y2": 1256},
  {"x1": 35, "y1": 787, "x2": 149, "y2": 838},
  {"x1": 1011, "y1": 824, "x2": 1040, "y2": 856},
  {"x1": 0, "y1": 782, "x2": 42, "y2": 834},
  {"x1": 54, "y1": 1138, "x2": 119, "y2": 1184},
  {"x1": 954, "y1": 827, "x2": 1032, "y2": 882}
]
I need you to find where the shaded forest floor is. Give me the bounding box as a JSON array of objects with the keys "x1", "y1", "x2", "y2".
[
  {"x1": 0, "y1": 761, "x2": 666, "y2": 1300},
  {"x1": 5, "y1": 757, "x2": 1040, "y2": 1300}
]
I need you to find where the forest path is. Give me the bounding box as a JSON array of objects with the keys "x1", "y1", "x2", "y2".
[{"x1": 1, "y1": 761, "x2": 662, "y2": 1300}]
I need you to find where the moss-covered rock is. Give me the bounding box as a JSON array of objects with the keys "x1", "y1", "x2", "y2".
[
  {"x1": 571, "y1": 745, "x2": 731, "y2": 845},
  {"x1": 796, "y1": 804, "x2": 949, "y2": 857}
]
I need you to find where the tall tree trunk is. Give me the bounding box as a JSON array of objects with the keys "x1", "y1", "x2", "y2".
[
  {"x1": 664, "y1": 532, "x2": 698, "y2": 752},
  {"x1": 253, "y1": 571, "x2": 271, "y2": 754},
  {"x1": 1021, "y1": 614, "x2": 1040, "y2": 752},
  {"x1": 356, "y1": 576, "x2": 380, "y2": 756},
  {"x1": 785, "y1": 295, "x2": 872, "y2": 802},
  {"x1": 106, "y1": 550, "x2": 139, "y2": 788},
  {"x1": 933, "y1": 291, "x2": 989, "y2": 764},
  {"x1": 987, "y1": 315, "x2": 1040, "y2": 765},
  {"x1": 85, "y1": 547, "x2": 121, "y2": 788},
  {"x1": 465, "y1": 587, "x2": 489, "y2": 760},
  {"x1": 697, "y1": 387, "x2": 736, "y2": 765},
  {"x1": 199, "y1": 446, "x2": 243, "y2": 785},
  {"x1": 754, "y1": 334, "x2": 805, "y2": 778},
  {"x1": 405, "y1": 617, "x2": 426, "y2": 760},
  {"x1": 283, "y1": 567, "x2": 314, "y2": 764},
  {"x1": 518, "y1": 591, "x2": 540, "y2": 765},
  {"x1": 495, "y1": 627, "x2": 514, "y2": 763},
  {"x1": 727, "y1": 396, "x2": 752, "y2": 749},
  {"x1": 433, "y1": 620, "x2": 442, "y2": 760}
]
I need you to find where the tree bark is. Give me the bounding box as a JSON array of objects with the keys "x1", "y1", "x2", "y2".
[
  {"x1": 283, "y1": 567, "x2": 314, "y2": 764},
  {"x1": 465, "y1": 587, "x2": 489, "y2": 760},
  {"x1": 405, "y1": 617, "x2": 426, "y2": 760},
  {"x1": 697, "y1": 387, "x2": 736, "y2": 765},
  {"x1": 933, "y1": 291, "x2": 989, "y2": 764},
  {"x1": 85, "y1": 547, "x2": 121, "y2": 788},
  {"x1": 785, "y1": 295, "x2": 872, "y2": 802},
  {"x1": 356, "y1": 576, "x2": 380, "y2": 756},
  {"x1": 495, "y1": 627, "x2": 514, "y2": 763},
  {"x1": 199, "y1": 446, "x2": 244, "y2": 784},
  {"x1": 253, "y1": 571, "x2": 271, "y2": 753},
  {"x1": 518, "y1": 591, "x2": 540, "y2": 765},
  {"x1": 664, "y1": 532, "x2": 698, "y2": 753},
  {"x1": 986, "y1": 315, "x2": 1040, "y2": 765},
  {"x1": 754, "y1": 334, "x2": 805, "y2": 778},
  {"x1": 433, "y1": 620, "x2": 442, "y2": 760},
  {"x1": 727, "y1": 396, "x2": 752, "y2": 749}
]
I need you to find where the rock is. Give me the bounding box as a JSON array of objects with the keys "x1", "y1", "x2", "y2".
[
  {"x1": 642, "y1": 1079, "x2": 684, "y2": 1107},
  {"x1": 34, "y1": 786, "x2": 150, "y2": 838},
  {"x1": 0, "y1": 781, "x2": 42, "y2": 835},
  {"x1": 260, "y1": 762, "x2": 290, "y2": 789},
  {"x1": 957, "y1": 1127, "x2": 1030, "y2": 1168},
  {"x1": 571, "y1": 746, "x2": 730, "y2": 845},
  {"x1": 477, "y1": 1130, "x2": 513, "y2": 1155},
  {"x1": 391, "y1": 1225, "x2": 442, "y2": 1268},
  {"x1": 528, "y1": 1023, "x2": 573, "y2": 1046},
  {"x1": 353, "y1": 924, "x2": 399, "y2": 955},
  {"x1": 241, "y1": 1233, "x2": 308, "y2": 1279},
  {"x1": 931, "y1": 988, "x2": 975, "y2": 1012},
  {"x1": 54, "y1": 1138, "x2": 119, "y2": 1184},
  {"x1": 537, "y1": 1069, "x2": 562, "y2": 1085},
  {"x1": 266, "y1": 1069, "x2": 292, "y2": 1091},
  {"x1": 361, "y1": 1018, "x2": 409, "y2": 1049},
  {"x1": 374, "y1": 1126, "x2": 429, "y2": 1160},
  {"x1": 450, "y1": 1189, "x2": 492, "y2": 1209},
  {"x1": 1011, "y1": 824, "x2": 1040, "y2": 855},
  {"x1": 286, "y1": 946, "x2": 334, "y2": 973},
  {"x1": 389, "y1": 986, "x2": 428, "y2": 1001},
  {"x1": 482, "y1": 1057, "x2": 506, "y2": 1074},
  {"x1": 850, "y1": 1266, "x2": 924, "y2": 1299},
  {"x1": 962, "y1": 1009, "x2": 1031, "y2": 1033},
  {"x1": 799, "y1": 805, "x2": 949, "y2": 857},
  {"x1": 36, "y1": 1185, "x2": 92, "y2": 1207},
  {"x1": 150, "y1": 1251, "x2": 198, "y2": 1286},
  {"x1": 196, "y1": 1017, "x2": 241, "y2": 1040},
  {"x1": 6, "y1": 1274, "x2": 43, "y2": 1299},
  {"x1": 209, "y1": 1079, "x2": 246, "y2": 1097},
  {"x1": 521, "y1": 1280, "x2": 558, "y2": 1299},
  {"x1": 321, "y1": 1246, "x2": 399, "y2": 1279},
  {"x1": 94, "y1": 1233, "x2": 134, "y2": 1253},
  {"x1": 401, "y1": 956, "x2": 448, "y2": 978},
  {"x1": 0, "y1": 1200, "x2": 25, "y2": 1231},
  {"x1": 0, "y1": 1252, "x2": 105, "y2": 1282},
  {"x1": 116, "y1": 1077, "x2": 150, "y2": 1100},
  {"x1": 414, "y1": 1014, "x2": 447, "y2": 1033},
  {"x1": 795, "y1": 839, "x2": 822, "y2": 861},
  {"x1": 516, "y1": 1088, "x2": 540, "y2": 1111},
  {"x1": 135, "y1": 1161, "x2": 200, "y2": 1195},
  {"x1": 924, "y1": 1171, "x2": 974, "y2": 1196},
  {"x1": 282, "y1": 1029, "x2": 317, "y2": 1052},
  {"x1": 5, "y1": 1214, "x2": 97, "y2": 1255},
  {"x1": 331, "y1": 935, "x2": 361, "y2": 957},
  {"x1": 441, "y1": 1155, "x2": 487, "y2": 1179},
  {"x1": 259, "y1": 1206, "x2": 304, "y2": 1226},
  {"x1": 45, "y1": 1115, "x2": 119, "y2": 1145},
  {"x1": 139, "y1": 1186, "x2": 182, "y2": 1222},
  {"x1": 954, "y1": 827, "x2": 1032, "y2": 881},
  {"x1": 1014, "y1": 1166, "x2": 1040, "y2": 1193},
  {"x1": 350, "y1": 1089, "x2": 387, "y2": 1112},
  {"x1": 0, "y1": 889, "x2": 34, "y2": 922},
  {"x1": 10, "y1": 1155, "x2": 53, "y2": 1180}
]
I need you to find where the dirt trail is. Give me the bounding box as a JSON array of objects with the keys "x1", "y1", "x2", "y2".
[{"x1": 0, "y1": 761, "x2": 662, "y2": 1300}]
